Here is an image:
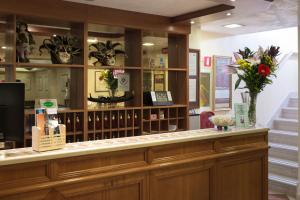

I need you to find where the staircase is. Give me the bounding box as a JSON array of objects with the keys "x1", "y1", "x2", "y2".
[{"x1": 269, "y1": 95, "x2": 298, "y2": 198}]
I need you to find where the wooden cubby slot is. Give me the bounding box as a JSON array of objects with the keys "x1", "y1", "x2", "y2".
[{"x1": 0, "y1": 11, "x2": 188, "y2": 146}]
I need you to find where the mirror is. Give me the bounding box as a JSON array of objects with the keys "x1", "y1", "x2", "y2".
[{"x1": 16, "y1": 67, "x2": 71, "y2": 109}]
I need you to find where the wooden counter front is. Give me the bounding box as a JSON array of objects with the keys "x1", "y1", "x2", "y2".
[{"x1": 0, "y1": 129, "x2": 268, "y2": 200}]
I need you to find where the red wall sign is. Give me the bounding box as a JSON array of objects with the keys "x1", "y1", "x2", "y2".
[{"x1": 203, "y1": 56, "x2": 212, "y2": 67}]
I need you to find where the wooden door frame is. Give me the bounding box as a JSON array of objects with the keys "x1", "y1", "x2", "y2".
[{"x1": 188, "y1": 49, "x2": 200, "y2": 109}]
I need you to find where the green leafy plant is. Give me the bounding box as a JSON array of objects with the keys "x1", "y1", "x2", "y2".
[
  {"x1": 89, "y1": 40, "x2": 126, "y2": 66},
  {"x1": 234, "y1": 46, "x2": 280, "y2": 93},
  {"x1": 39, "y1": 35, "x2": 81, "y2": 64},
  {"x1": 231, "y1": 46, "x2": 280, "y2": 125},
  {"x1": 99, "y1": 69, "x2": 118, "y2": 97}
]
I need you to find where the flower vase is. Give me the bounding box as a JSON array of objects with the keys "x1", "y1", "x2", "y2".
[
  {"x1": 248, "y1": 92, "x2": 257, "y2": 127},
  {"x1": 109, "y1": 89, "x2": 117, "y2": 108}
]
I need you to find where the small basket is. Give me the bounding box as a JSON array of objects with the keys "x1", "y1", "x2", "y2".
[{"x1": 32, "y1": 124, "x2": 66, "y2": 152}]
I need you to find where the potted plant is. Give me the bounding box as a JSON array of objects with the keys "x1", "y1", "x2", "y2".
[
  {"x1": 231, "y1": 46, "x2": 280, "y2": 126},
  {"x1": 99, "y1": 69, "x2": 118, "y2": 97},
  {"x1": 89, "y1": 40, "x2": 126, "y2": 66},
  {"x1": 16, "y1": 21, "x2": 35, "y2": 63},
  {"x1": 39, "y1": 35, "x2": 81, "y2": 64}
]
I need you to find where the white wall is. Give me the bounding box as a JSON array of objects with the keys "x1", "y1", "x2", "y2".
[{"x1": 190, "y1": 26, "x2": 298, "y2": 126}]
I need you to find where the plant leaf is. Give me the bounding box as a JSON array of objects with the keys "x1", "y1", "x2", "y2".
[{"x1": 235, "y1": 78, "x2": 242, "y2": 90}]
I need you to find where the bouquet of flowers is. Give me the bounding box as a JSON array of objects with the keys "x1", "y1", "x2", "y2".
[
  {"x1": 210, "y1": 115, "x2": 234, "y2": 127},
  {"x1": 231, "y1": 46, "x2": 280, "y2": 125}
]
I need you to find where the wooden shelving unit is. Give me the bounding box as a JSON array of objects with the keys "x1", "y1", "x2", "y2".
[
  {"x1": 16, "y1": 63, "x2": 85, "y2": 68},
  {"x1": 0, "y1": 4, "x2": 189, "y2": 147}
]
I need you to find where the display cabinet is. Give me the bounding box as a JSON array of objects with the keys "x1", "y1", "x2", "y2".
[{"x1": 0, "y1": 3, "x2": 189, "y2": 147}]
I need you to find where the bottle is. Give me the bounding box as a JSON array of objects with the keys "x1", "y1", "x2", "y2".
[
  {"x1": 134, "y1": 113, "x2": 138, "y2": 126},
  {"x1": 119, "y1": 114, "x2": 124, "y2": 128},
  {"x1": 95, "y1": 114, "x2": 101, "y2": 130},
  {"x1": 112, "y1": 114, "x2": 117, "y2": 128},
  {"x1": 76, "y1": 115, "x2": 81, "y2": 131},
  {"x1": 66, "y1": 116, "x2": 72, "y2": 132},
  {"x1": 88, "y1": 115, "x2": 93, "y2": 130},
  {"x1": 104, "y1": 114, "x2": 109, "y2": 129},
  {"x1": 127, "y1": 113, "x2": 132, "y2": 127}
]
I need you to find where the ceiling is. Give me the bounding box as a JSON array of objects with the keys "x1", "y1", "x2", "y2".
[
  {"x1": 64, "y1": 0, "x2": 220, "y2": 17},
  {"x1": 65, "y1": 0, "x2": 298, "y2": 35},
  {"x1": 198, "y1": 0, "x2": 298, "y2": 35}
]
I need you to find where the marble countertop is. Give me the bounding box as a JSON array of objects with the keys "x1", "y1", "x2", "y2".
[{"x1": 0, "y1": 128, "x2": 268, "y2": 166}]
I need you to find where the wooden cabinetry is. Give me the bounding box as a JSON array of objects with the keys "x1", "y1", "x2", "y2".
[
  {"x1": 0, "y1": 1, "x2": 190, "y2": 147},
  {"x1": 216, "y1": 152, "x2": 267, "y2": 200},
  {"x1": 0, "y1": 130, "x2": 269, "y2": 200},
  {"x1": 150, "y1": 161, "x2": 212, "y2": 200}
]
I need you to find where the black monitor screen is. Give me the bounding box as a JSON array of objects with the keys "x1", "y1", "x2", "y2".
[{"x1": 0, "y1": 83, "x2": 24, "y2": 147}]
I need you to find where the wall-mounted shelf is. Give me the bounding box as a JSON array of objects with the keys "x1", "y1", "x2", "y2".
[
  {"x1": 88, "y1": 65, "x2": 141, "y2": 70},
  {"x1": 16, "y1": 63, "x2": 85, "y2": 68},
  {"x1": 0, "y1": 10, "x2": 189, "y2": 147}
]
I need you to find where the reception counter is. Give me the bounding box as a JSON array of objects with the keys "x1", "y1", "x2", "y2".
[{"x1": 0, "y1": 128, "x2": 268, "y2": 200}]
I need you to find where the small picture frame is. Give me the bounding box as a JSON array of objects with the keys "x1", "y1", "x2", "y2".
[
  {"x1": 154, "y1": 74, "x2": 165, "y2": 91},
  {"x1": 234, "y1": 103, "x2": 250, "y2": 128}
]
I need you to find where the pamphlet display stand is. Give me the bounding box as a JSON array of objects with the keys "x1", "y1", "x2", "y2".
[{"x1": 32, "y1": 124, "x2": 66, "y2": 152}]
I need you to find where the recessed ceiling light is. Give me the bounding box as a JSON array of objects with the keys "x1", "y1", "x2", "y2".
[
  {"x1": 1, "y1": 46, "x2": 7, "y2": 49},
  {"x1": 142, "y1": 42, "x2": 154, "y2": 46},
  {"x1": 226, "y1": 13, "x2": 232, "y2": 16},
  {"x1": 224, "y1": 24, "x2": 243, "y2": 28},
  {"x1": 230, "y1": 0, "x2": 236, "y2": 2},
  {"x1": 190, "y1": 21, "x2": 195, "y2": 24},
  {"x1": 87, "y1": 38, "x2": 98, "y2": 43}
]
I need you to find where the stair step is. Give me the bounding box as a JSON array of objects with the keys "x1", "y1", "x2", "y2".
[
  {"x1": 269, "y1": 157, "x2": 298, "y2": 179},
  {"x1": 288, "y1": 97, "x2": 298, "y2": 108},
  {"x1": 269, "y1": 129, "x2": 298, "y2": 146},
  {"x1": 269, "y1": 143, "x2": 298, "y2": 162},
  {"x1": 269, "y1": 174, "x2": 298, "y2": 198},
  {"x1": 269, "y1": 173, "x2": 298, "y2": 186},
  {"x1": 281, "y1": 107, "x2": 298, "y2": 119},
  {"x1": 273, "y1": 118, "x2": 298, "y2": 132}
]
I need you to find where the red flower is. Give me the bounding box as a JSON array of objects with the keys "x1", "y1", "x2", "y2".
[{"x1": 258, "y1": 64, "x2": 270, "y2": 77}]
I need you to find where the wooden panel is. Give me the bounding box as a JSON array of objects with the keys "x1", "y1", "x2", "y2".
[
  {"x1": 168, "y1": 34, "x2": 188, "y2": 68},
  {"x1": 215, "y1": 132, "x2": 268, "y2": 152},
  {"x1": 150, "y1": 161, "x2": 213, "y2": 200},
  {"x1": 5, "y1": 15, "x2": 16, "y2": 81},
  {"x1": 70, "y1": 23, "x2": 85, "y2": 65},
  {"x1": 1, "y1": 189, "x2": 53, "y2": 200},
  {"x1": 0, "y1": 161, "x2": 50, "y2": 187},
  {"x1": 0, "y1": 0, "x2": 190, "y2": 34},
  {"x1": 107, "y1": 177, "x2": 147, "y2": 200},
  {"x1": 70, "y1": 68, "x2": 84, "y2": 109},
  {"x1": 0, "y1": 131, "x2": 268, "y2": 199},
  {"x1": 168, "y1": 71, "x2": 188, "y2": 105},
  {"x1": 151, "y1": 140, "x2": 214, "y2": 164},
  {"x1": 55, "y1": 173, "x2": 147, "y2": 200},
  {"x1": 56, "y1": 149, "x2": 147, "y2": 178},
  {"x1": 125, "y1": 29, "x2": 142, "y2": 67},
  {"x1": 71, "y1": 192, "x2": 105, "y2": 200},
  {"x1": 216, "y1": 152, "x2": 267, "y2": 200}
]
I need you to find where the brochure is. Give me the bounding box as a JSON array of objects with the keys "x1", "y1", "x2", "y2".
[{"x1": 234, "y1": 103, "x2": 250, "y2": 128}]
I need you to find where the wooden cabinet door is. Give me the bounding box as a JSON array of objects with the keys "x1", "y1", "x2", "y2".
[
  {"x1": 149, "y1": 161, "x2": 214, "y2": 200},
  {"x1": 106, "y1": 173, "x2": 147, "y2": 200},
  {"x1": 216, "y1": 152, "x2": 268, "y2": 200},
  {"x1": 51, "y1": 173, "x2": 147, "y2": 200}
]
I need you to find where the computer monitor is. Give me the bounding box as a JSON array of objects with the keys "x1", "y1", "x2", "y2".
[{"x1": 0, "y1": 83, "x2": 24, "y2": 148}]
